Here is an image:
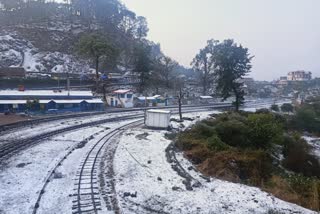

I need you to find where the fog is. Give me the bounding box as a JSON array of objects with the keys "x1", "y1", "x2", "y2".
[{"x1": 122, "y1": 0, "x2": 320, "y2": 80}]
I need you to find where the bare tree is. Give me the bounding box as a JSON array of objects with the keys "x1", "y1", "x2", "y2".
[{"x1": 174, "y1": 75, "x2": 186, "y2": 121}]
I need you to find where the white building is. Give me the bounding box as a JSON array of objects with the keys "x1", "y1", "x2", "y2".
[
  {"x1": 106, "y1": 89, "x2": 134, "y2": 108},
  {"x1": 287, "y1": 71, "x2": 312, "y2": 81}
]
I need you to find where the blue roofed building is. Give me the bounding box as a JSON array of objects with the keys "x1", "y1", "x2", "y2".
[{"x1": 0, "y1": 89, "x2": 104, "y2": 113}]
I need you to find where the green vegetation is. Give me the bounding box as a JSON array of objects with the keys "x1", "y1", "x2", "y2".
[
  {"x1": 77, "y1": 34, "x2": 118, "y2": 80},
  {"x1": 191, "y1": 39, "x2": 253, "y2": 111},
  {"x1": 271, "y1": 104, "x2": 279, "y2": 112},
  {"x1": 177, "y1": 111, "x2": 320, "y2": 211},
  {"x1": 280, "y1": 103, "x2": 294, "y2": 113},
  {"x1": 288, "y1": 101, "x2": 320, "y2": 134}
]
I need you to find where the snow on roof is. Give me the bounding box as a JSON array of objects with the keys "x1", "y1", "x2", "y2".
[
  {"x1": 137, "y1": 97, "x2": 156, "y2": 101},
  {"x1": 0, "y1": 90, "x2": 93, "y2": 97},
  {"x1": 85, "y1": 99, "x2": 104, "y2": 104},
  {"x1": 0, "y1": 99, "x2": 104, "y2": 104},
  {"x1": 0, "y1": 100, "x2": 26, "y2": 104},
  {"x1": 153, "y1": 95, "x2": 161, "y2": 98},
  {"x1": 113, "y1": 89, "x2": 131, "y2": 94},
  {"x1": 147, "y1": 109, "x2": 171, "y2": 114},
  {"x1": 200, "y1": 96, "x2": 213, "y2": 99}
]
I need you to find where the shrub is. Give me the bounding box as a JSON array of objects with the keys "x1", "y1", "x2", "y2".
[
  {"x1": 282, "y1": 136, "x2": 320, "y2": 178},
  {"x1": 215, "y1": 119, "x2": 251, "y2": 148},
  {"x1": 256, "y1": 108, "x2": 270, "y2": 114},
  {"x1": 281, "y1": 103, "x2": 294, "y2": 113},
  {"x1": 293, "y1": 106, "x2": 320, "y2": 133},
  {"x1": 247, "y1": 113, "x2": 283, "y2": 149},
  {"x1": 193, "y1": 122, "x2": 216, "y2": 138},
  {"x1": 206, "y1": 135, "x2": 230, "y2": 152},
  {"x1": 271, "y1": 104, "x2": 280, "y2": 112}
]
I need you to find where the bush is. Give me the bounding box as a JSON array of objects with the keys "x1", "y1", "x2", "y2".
[
  {"x1": 206, "y1": 135, "x2": 230, "y2": 152},
  {"x1": 271, "y1": 104, "x2": 280, "y2": 112},
  {"x1": 281, "y1": 103, "x2": 294, "y2": 113},
  {"x1": 256, "y1": 108, "x2": 270, "y2": 114},
  {"x1": 247, "y1": 113, "x2": 283, "y2": 149},
  {"x1": 193, "y1": 122, "x2": 216, "y2": 138},
  {"x1": 282, "y1": 136, "x2": 320, "y2": 178},
  {"x1": 215, "y1": 119, "x2": 251, "y2": 148},
  {"x1": 293, "y1": 106, "x2": 320, "y2": 133}
]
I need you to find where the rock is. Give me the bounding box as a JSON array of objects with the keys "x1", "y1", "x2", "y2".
[
  {"x1": 172, "y1": 186, "x2": 182, "y2": 191},
  {"x1": 131, "y1": 192, "x2": 137, "y2": 197},
  {"x1": 123, "y1": 192, "x2": 131, "y2": 197},
  {"x1": 16, "y1": 163, "x2": 26, "y2": 168},
  {"x1": 147, "y1": 160, "x2": 152, "y2": 164},
  {"x1": 53, "y1": 172, "x2": 63, "y2": 179},
  {"x1": 192, "y1": 181, "x2": 202, "y2": 188},
  {"x1": 157, "y1": 177, "x2": 162, "y2": 181}
]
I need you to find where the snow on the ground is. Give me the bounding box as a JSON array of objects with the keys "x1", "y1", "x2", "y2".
[
  {"x1": 303, "y1": 136, "x2": 320, "y2": 159},
  {"x1": 37, "y1": 120, "x2": 138, "y2": 214},
  {"x1": 170, "y1": 111, "x2": 220, "y2": 130},
  {"x1": 0, "y1": 119, "x2": 138, "y2": 214},
  {"x1": 0, "y1": 111, "x2": 141, "y2": 143},
  {"x1": 114, "y1": 111, "x2": 316, "y2": 214},
  {"x1": 0, "y1": 126, "x2": 104, "y2": 214}
]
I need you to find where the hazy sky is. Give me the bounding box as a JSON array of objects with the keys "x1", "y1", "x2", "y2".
[{"x1": 121, "y1": 0, "x2": 320, "y2": 80}]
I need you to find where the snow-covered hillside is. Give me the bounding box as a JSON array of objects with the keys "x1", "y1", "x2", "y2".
[{"x1": 0, "y1": 30, "x2": 91, "y2": 74}]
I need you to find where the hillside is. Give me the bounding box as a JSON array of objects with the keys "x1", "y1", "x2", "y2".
[
  {"x1": 0, "y1": 0, "x2": 160, "y2": 76},
  {"x1": 0, "y1": 26, "x2": 91, "y2": 74}
]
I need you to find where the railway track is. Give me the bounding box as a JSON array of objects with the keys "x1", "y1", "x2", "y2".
[
  {"x1": 31, "y1": 120, "x2": 143, "y2": 214},
  {"x1": 28, "y1": 107, "x2": 220, "y2": 214},
  {"x1": 0, "y1": 104, "x2": 231, "y2": 134},
  {"x1": 72, "y1": 120, "x2": 143, "y2": 214},
  {"x1": 0, "y1": 114, "x2": 144, "y2": 163},
  {"x1": 0, "y1": 105, "x2": 231, "y2": 163}
]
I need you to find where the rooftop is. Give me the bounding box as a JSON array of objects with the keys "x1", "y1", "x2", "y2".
[
  {"x1": 113, "y1": 89, "x2": 131, "y2": 94},
  {"x1": 0, "y1": 90, "x2": 93, "y2": 97}
]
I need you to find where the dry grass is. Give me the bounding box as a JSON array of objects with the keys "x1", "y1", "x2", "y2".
[{"x1": 263, "y1": 175, "x2": 320, "y2": 212}]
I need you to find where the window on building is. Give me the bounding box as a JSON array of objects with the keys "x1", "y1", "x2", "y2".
[
  {"x1": 120, "y1": 94, "x2": 125, "y2": 98},
  {"x1": 127, "y1": 94, "x2": 133, "y2": 99}
]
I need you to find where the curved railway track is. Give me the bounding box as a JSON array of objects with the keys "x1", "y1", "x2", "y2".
[
  {"x1": 0, "y1": 114, "x2": 144, "y2": 163},
  {"x1": 0, "y1": 105, "x2": 232, "y2": 163},
  {"x1": 31, "y1": 120, "x2": 143, "y2": 214},
  {"x1": 72, "y1": 120, "x2": 143, "y2": 214},
  {"x1": 28, "y1": 107, "x2": 222, "y2": 214},
  {"x1": 0, "y1": 104, "x2": 232, "y2": 134}
]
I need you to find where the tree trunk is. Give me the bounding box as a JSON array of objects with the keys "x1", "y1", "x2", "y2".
[
  {"x1": 203, "y1": 76, "x2": 207, "y2": 95},
  {"x1": 233, "y1": 87, "x2": 240, "y2": 112},
  {"x1": 235, "y1": 94, "x2": 239, "y2": 112},
  {"x1": 95, "y1": 56, "x2": 99, "y2": 88},
  {"x1": 95, "y1": 56, "x2": 99, "y2": 80},
  {"x1": 179, "y1": 88, "x2": 182, "y2": 121},
  {"x1": 102, "y1": 83, "x2": 106, "y2": 101}
]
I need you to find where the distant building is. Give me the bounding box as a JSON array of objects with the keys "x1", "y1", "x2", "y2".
[
  {"x1": 277, "y1": 76, "x2": 288, "y2": 86},
  {"x1": 0, "y1": 67, "x2": 26, "y2": 78},
  {"x1": 287, "y1": 71, "x2": 312, "y2": 81}
]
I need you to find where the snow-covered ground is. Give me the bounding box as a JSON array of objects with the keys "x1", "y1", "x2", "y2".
[
  {"x1": 303, "y1": 136, "x2": 320, "y2": 159},
  {"x1": 0, "y1": 111, "x2": 142, "y2": 143},
  {"x1": 114, "y1": 111, "x2": 316, "y2": 214},
  {"x1": 0, "y1": 119, "x2": 139, "y2": 214}
]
